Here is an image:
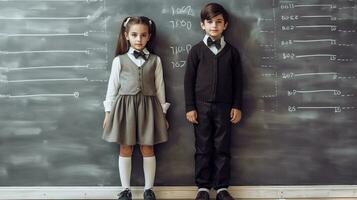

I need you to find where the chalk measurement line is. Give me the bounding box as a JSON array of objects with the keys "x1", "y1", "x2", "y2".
[
  {"x1": 0, "y1": 50, "x2": 90, "y2": 54},
  {"x1": 295, "y1": 25, "x2": 336, "y2": 29},
  {"x1": 0, "y1": 92, "x2": 79, "y2": 98},
  {"x1": 293, "y1": 39, "x2": 336, "y2": 43},
  {"x1": 0, "y1": 16, "x2": 90, "y2": 20},
  {"x1": 0, "y1": 65, "x2": 89, "y2": 71},
  {"x1": 295, "y1": 54, "x2": 336, "y2": 58},
  {"x1": 0, "y1": 77, "x2": 88, "y2": 83},
  {"x1": 294, "y1": 72, "x2": 338, "y2": 77},
  {"x1": 0, "y1": 0, "x2": 93, "y2": 2},
  {"x1": 294, "y1": 4, "x2": 335, "y2": 8},
  {"x1": 0, "y1": 32, "x2": 89, "y2": 37},
  {"x1": 296, "y1": 106, "x2": 340, "y2": 111},
  {"x1": 294, "y1": 89, "x2": 337, "y2": 94},
  {"x1": 300, "y1": 15, "x2": 334, "y2": 19}
]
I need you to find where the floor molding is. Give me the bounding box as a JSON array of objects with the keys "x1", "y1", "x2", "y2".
[{"x1": 1, "y1": 185, "x2": 357, "y2": 199}]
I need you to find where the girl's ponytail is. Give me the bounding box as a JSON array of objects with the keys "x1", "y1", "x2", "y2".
[
  {"x1": 115, "y1": 17, "x2": 130, "y2": 56},
  {"x1": 141, "y1": 16, "x2": 156, "y2": 53}
]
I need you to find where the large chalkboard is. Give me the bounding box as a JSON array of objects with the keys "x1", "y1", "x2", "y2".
[{"x1": 1, "y1": 0, "x2": 357, "y2": 186}]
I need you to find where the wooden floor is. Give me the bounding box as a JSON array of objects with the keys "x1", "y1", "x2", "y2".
[
  {"x1": 35, "y1": 197, "x2": 357, "y2": 200},
  {"x1": 52, "y1": 198, "x2": 357, "y2": 200},
  {"x1": 3, "y1": 186, "x2": 357, "y2": 199},
  {"x1": 48, "y1": 198, "x2": 357, "y2": 200},
  {"x1": 5, "y1": 198, "x2": 357, "y2": 200}
]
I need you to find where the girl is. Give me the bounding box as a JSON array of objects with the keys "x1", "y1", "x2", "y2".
[{"x1": 102, "y1": 16, "x2": 170, "y2": 200}]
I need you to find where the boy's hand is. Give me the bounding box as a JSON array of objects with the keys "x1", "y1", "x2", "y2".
[
  {"x1": 230, "y1": 108, "x2": 242, "y2": 124},
  {"x1": 186, "y1": 110, "x2": 198, "y2": 124},
  {"x1": 165, "y1": 119, "x2": 170, "y2": 129}
]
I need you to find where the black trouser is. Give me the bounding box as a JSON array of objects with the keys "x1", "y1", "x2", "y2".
[{"x1": 194, "y1": 101, "x2": 231, "y2": 190}]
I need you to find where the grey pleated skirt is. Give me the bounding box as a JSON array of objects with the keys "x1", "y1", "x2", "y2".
[{"x1": 102, "y1": 93, "x2": 168, "y2": 145}]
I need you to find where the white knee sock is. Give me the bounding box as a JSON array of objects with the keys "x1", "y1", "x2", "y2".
[
  {"x1": 143, "y1": 156, "x2": 156, "y2": 190},
  {"x1": 119, "y1": 156, "x2": 131, "y2": 189}
]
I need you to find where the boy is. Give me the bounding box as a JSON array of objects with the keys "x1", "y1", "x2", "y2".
[{"x1": 184, "y1": 3, "x2": 243, "y2": 200}]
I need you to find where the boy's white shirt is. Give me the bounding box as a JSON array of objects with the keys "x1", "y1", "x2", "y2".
[
  {"x1": 203, "y1": 34, "x2": 226, "y2": 55},
  {"x1": 103, "y1": 47, "x2": 170, "y2": 113}
]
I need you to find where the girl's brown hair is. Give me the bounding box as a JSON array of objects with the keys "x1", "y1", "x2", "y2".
[{"x1": 115, "y1": 16, "x2": 156, "y2": 56}]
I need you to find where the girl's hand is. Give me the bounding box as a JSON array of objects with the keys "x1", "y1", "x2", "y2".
[
  {"x1": 103, "y1": 112, "x2": 110, "y2": 129},
  {"x1": 230, "y1": 108, "x2": 242, "y2": 124},
  {"x1": 186, "y1": 110, "x2": 198, "y2": 124}
]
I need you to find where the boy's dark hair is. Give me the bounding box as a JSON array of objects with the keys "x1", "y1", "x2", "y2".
[
  {"x1": 200, "y1": 3, "x2": 229, "y2": 23},
  {"x1": 115, "y1": 16, "x2": 156, "y2": 56}
]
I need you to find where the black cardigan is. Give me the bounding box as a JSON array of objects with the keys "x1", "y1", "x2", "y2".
[{"x1": 184, "y1": 41, "x2": 243, "y2": 112}]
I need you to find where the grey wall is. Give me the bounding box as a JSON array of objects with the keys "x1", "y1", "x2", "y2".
[{"x1": 0, "y1": 0, "x2": 357, "y2": 186}]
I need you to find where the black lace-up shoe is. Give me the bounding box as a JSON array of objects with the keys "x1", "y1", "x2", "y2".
[
  {"x1": 118, "y1": 189, "x2": 132, "y2": 200},
  {"x1": 195, "y1": 191, "x2": 210, "y2": 200},
  {"x1": 216, "y1": 190, "x2": 235, "y2": 200},
  {"x1": 143, "y1": 189, "x2": 156, "y2": 200}
]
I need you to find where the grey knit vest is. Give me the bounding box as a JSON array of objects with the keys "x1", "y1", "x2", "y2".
[{"x1": 118, "y1": 54, "x2": 157, "y2": 96}]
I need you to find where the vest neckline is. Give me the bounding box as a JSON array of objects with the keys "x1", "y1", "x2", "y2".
[{"x1": 124, "y1": 53, "x2": 151, "y2": 68}]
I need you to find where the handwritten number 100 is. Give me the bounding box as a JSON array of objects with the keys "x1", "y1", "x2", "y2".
[{"x1": 169, "y1": 20, "x2": 192, "y2": 30}]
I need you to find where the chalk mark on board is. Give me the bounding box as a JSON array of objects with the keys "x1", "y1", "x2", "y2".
[
  {"x1": 0, "y1": 0, "x2": 99, "y2": 2},
  {"x1": 295, "y1": 54, "x2": 336, "y2": 59},
  {"x1": 297, "y1": 106, "x2": 342, "y2": 112},
  {"x1": 288, "y1": 106, "x2": 343, "y2": 112},
  {"x1": 0, "y1": 16, "x2": 90, "y2": 20},
  {"x1": 0, "y1": 78, "x2": 88, "y2": 83},
  {"x1": 295, "y1": 72, "x2": 338, "y2": 78},
  {"x1": 294, "y1": 4, "x2": 336, "y2": 9},
  {"x1": 288, "y1": 89, "x2": 342, "y2": 96},
  {"x1": 300, "y1": 15, "x2": 335, "y2": 20},
  {"x1": 0, "y1": 92, "x2": 80, "y2": 98},
  {"x1": 0, "y1": 65, "x2": 89, "y2": 71},
  {"x1": 293, "y1": 39, "x2": 336, "y2": 44},
  {"x1": 282, "y1": 72, "x2": 338, "y2": 79},
  {"x1": 0, "y1": 32, "x2": 89, "y2": 37},
  {"x1": 0, "y1": 50, "x2": 90, "y2": 54},
  {"x1": 295, "y1": 25, "x2": 337, "y2": 30}
]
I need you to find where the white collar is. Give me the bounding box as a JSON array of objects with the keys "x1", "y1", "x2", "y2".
[
  {"x1": 128, "y1": 47, "x2": 150, "y2": 55},
  {"x1": 203, "y1": 35, "x2": 225, "y2": 46}
]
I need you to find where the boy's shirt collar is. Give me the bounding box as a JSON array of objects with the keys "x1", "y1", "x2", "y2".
[
  {"x1": 203, "y1": 35, "x2": 226, "y2": 49},
  {"x1": 203, "y1": 35, "x2": 226, "y2": 55}
]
